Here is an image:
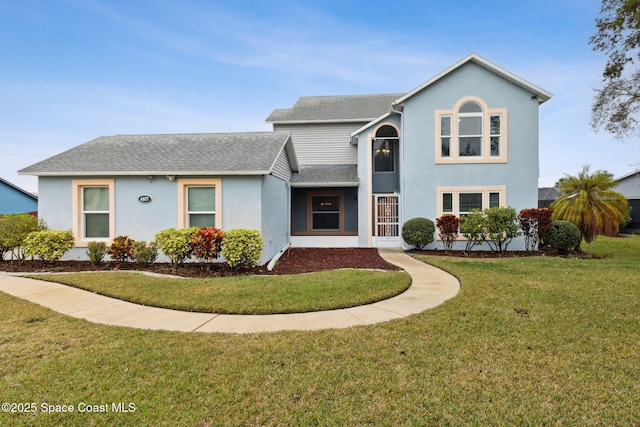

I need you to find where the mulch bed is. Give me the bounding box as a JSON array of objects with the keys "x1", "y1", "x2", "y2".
[
  {"x1": 0, "y1": 246, "x2": 600, "y2": 279},
  {"x1": 0, "y1": 248, "x2": 401, "y2": 278}
]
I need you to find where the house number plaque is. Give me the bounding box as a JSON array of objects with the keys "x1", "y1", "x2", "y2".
[{"x1": 138, "y1": 195, "x2": 152, "y2": 204}]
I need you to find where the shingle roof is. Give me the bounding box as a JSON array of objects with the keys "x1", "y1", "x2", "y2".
[
  {"x1": 290, "y1": 165, "x2": 358, "y2": 187},
  {"x1": 266, "y1": 94, "x2": 404, "y2": 123},
  {"x1": 19, "y1": 132, "x2": 295, "y2": 176}
]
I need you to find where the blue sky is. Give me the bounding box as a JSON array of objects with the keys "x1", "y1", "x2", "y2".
[{"x1": 1, "y1": 0, "x2": 638, "y2": 194}]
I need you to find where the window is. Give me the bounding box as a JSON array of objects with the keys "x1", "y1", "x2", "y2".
[
  {"x1": 83, "y1": 187, "x2": 110, "y2": 238},
  {"x1": 178, "y1": 178, "x2": 222, "y2": 229},
  {"x1": 435, "y1": 97, "x2": 507, "y2": 163},
  {"x1": 458, "y1": 102, "x2": 483, "y2": 157},
  {"x1": 311, "y1": 195, "x2": 340, "y2": 230},
  {"x1": 373, "y1": 125, "x2": 398, "y2": 172},
  {"x1": 440, "y1": 116, "x2": 451, "y2": 157},
  {"x1": 187, "y1": 186, "x2": 216, "y2": 227},
  {"x1": 490, "y1": 115, "x2": 501, "y2": 156},
  {"x1": 437, "y1": 186, "x2": 506, "y2": 219},
  {"x1": 72, "y1": 179, "x2": 115, "y2": 244},
  {"x1": 459, "y1": 192, "x2": 483, "y2": 214}
]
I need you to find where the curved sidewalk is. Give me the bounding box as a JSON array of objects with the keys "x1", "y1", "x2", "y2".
[{"x1": 0, "y1": 248, "x2": 460, "y2": 334}]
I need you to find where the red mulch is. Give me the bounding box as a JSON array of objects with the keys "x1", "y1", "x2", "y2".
[
  {"x1": 0, "y1": 248, "x2": 401, "y2": 278},
  {"x1": 0, "y1": 247, "x2": 598, "y2": 279}
]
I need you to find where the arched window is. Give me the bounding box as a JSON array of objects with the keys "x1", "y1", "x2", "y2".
[
  {"x1": 435, "y1": 97, "x2": 506, "y2": 163},
  {"x1": 373, "y1": 125, "x2": 399, "y2": 172},
  {"x1": 458, "y1": 101, "x2": 483, "y2": 157}
]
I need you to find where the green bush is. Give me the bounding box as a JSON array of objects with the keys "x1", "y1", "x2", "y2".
[
  {"x1": 0, "y1": 213, "x2": 40, "y2": 262},
  {"x1": 108, "y1": 235, "x2": 135, "y2": 262},
  {"x1": 402, "y1": 217, "x2": 435, "y2": 250},
  {"x1": 155, "y1": 227, "x2": 198, "y2": 268},
  {"x1": 221, "y1": 229, "x2": 263, "y2": 268},
  {"x1": 132, "y1": 241, "x2": 158, "y2": 267},
  {"x1": 483, "y1": 207, "x2": 521, "y2": 253},
  {"x1": 86, "y1": 241, "x2": 108, "y2": 266},
  {"x1": 23, "y1": 230, "x2": 75, "y2": 263},
  {"x1": 545, "y1": 221, "x2": 582, "y2": 254},
  {"x1": 459, "y1": 211, "x2": 484, "y2": 251}
]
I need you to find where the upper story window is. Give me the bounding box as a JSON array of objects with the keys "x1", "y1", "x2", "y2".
[
  {"x1": 373, "y1": 125, "x2": 398, "y2": 172},
  {"x1": 435, "y1": 97, "x2": 507, "y2": 164}
]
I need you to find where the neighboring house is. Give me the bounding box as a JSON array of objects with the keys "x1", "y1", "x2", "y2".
[
  {"x1": 538, "y1": 187, "x2": 560, "y2": 208},
  {"x1": 0, "y1": 177, "x2": 38, "y2": 215},
  {"x1": 615, "y1": 170, "x2": 640, "y2": 233},
  {"x1": 19, "y1": 54, "x2": 552, "y2": 263}
]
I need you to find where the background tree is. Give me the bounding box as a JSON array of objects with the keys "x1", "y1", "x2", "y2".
[
  {"x1": 590, "y1": 0, "x2": 640, "y2": 138},
  {"x1": 551, "y1": 165, "x2": 628, "y2": 246}
]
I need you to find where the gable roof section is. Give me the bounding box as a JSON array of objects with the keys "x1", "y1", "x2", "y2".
[
  {"x1": 290, "y1": 165, "x2": 358, "y2": 187},
  {"x1": 615, "y1": 169, "x2": 640, "y2": 182},
  {"x1": 0, "y1": 177, "x2": 38, "y2": 200},
  {"x1": 19, "y1": 132, "x2": 298, "y2": 176},
  {"x1": 394, "y1": 53, "x2": 552, "y2": 106},
  {"x1": 266, "y1": 93, "x2": 403, "y2": 124}
]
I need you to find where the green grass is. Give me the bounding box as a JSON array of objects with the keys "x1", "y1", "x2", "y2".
[
  {"x1": 25, "y1": 270, "x2": 411, "y2": 314},
  {"x1": 1, "y1": 235, "x2": 639, "y2": 426}
]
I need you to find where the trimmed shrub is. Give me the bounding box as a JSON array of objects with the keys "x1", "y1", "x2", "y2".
[
  {"x1": 86, "y1": 241, "x2": 108, "y2": 266},
  {"x1": 483, "y1": 207, "x2": 521, "y2": 253},
  {"x1": 459, "y1": 211, "x2": 484, "y2": 252},
  {"x1": 132, "y1": 241, "x2": 158, "y2": 267},
  {"x1": 191, "y1": 227, "x2": 224, "y2": 262},
  {"x1": 0, "y1": 213, "x2": 40, "y2": 262},
  {"x1": 436, "y1": 214, "x2": 460, "y2": 252},
  {"x1": 155, "y1": 227, "x2": 199, "y2": 268},
  {"x1": 221, "y1": 229, "x2": 263, "y2": 268},
  {"x1": 108, "y1": 235, "x2": 135, "y2": 262},
  {"x1": 519, "y1": 208, "x2": 553, "y2": 251},
  {"x1": 23, "y1": 230, "x2": 75, "y2": 263},
  {"x1": 545, "y1": 221, "x2": 582, "y2": 254},
  {"x1": 402, "y1": 217, "x2": 435, "y2": 250}
]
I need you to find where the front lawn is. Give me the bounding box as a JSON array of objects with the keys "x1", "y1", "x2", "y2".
[
  {"x1": 25, "y1": 269, "x2": 411, "y2": 314},
  {"x1": 1, "y1": 235, "x2": 639, "y2": 426}
]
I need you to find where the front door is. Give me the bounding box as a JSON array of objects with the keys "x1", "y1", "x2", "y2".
[{"x1": 373, "y1": 194, "x2": 400, "y2": 247}]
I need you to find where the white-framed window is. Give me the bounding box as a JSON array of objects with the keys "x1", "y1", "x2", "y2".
[
  {"x1": 82, "y1": 186, "x2": 110, "y2": 238},
  {"x1": 178, "y1": 178, "x2": 222, "y2": 229},
  {"x1": 435, "y1": 97, "x2": 507, "y2": 163},
  {"x1": 437, "y1": 186, "x2": 506, "y2": 219},
  {"x1": 72, "y1": 179, "x2": 115, "y2": 244},
  {"x1": 186, "y1": 186, "x2": 216, "y2": 228},
  {"x1": 440, "y1": 116, "x2": 452, "y2": 158}
]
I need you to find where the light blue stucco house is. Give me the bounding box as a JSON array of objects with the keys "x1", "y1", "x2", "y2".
[
  {"x1": 0, "y1": 177, "x2": 38, "y2": 215},
  {"x1": 19, "y1": 54, "x2": 552, "y2": 263}
]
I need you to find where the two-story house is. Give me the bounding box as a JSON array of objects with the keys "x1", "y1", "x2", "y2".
[{"x1": 19, "y1": 54, "x2": 551, "y2": 263}]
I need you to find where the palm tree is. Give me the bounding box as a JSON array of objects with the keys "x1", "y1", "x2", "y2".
[{"x1": 551, "y1": 165, "x2": 628, "y2": 246}]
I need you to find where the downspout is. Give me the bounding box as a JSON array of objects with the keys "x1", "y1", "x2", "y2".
[{"x1": 390, "y1": 102, "x2": 405, "y2": 249}]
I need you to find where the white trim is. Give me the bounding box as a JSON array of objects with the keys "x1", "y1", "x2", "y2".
[{"x1": 290, "y1": 235, "x2": 359, "y2": 247}]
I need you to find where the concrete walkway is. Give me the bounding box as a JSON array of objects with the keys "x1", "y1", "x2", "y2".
[{"x1": 0, "y1": 248, "x2": 460, "y2": 334}]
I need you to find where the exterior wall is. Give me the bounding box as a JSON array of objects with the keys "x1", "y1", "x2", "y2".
[
  {"x1": 616, "y1": 173, "x2": 640, "y2": 231},
  {"x1": 273, "y1": 123, "x2": 362, "y2": 165},
  {"x1": 399, "y1": 62, "x2": 540, "y2": 250},
  {"x1": 616, "y1": 173, "x2": 640, "y2": 199},
  {"x1": 38, "y1": 175, "x2": 283, "y2": 264},
  {"x1": 290, "y1": 187, "x2": 358, "y2": 235},
  {"x1": 261, "y1": 174, "x2": 290, "y2": 261},
  {"x1": 356, "y1": 116, "x2": 402, "y2": 247},
  {"x1": 0, "y1": 182, "x2": 38, "y2": 214}
]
